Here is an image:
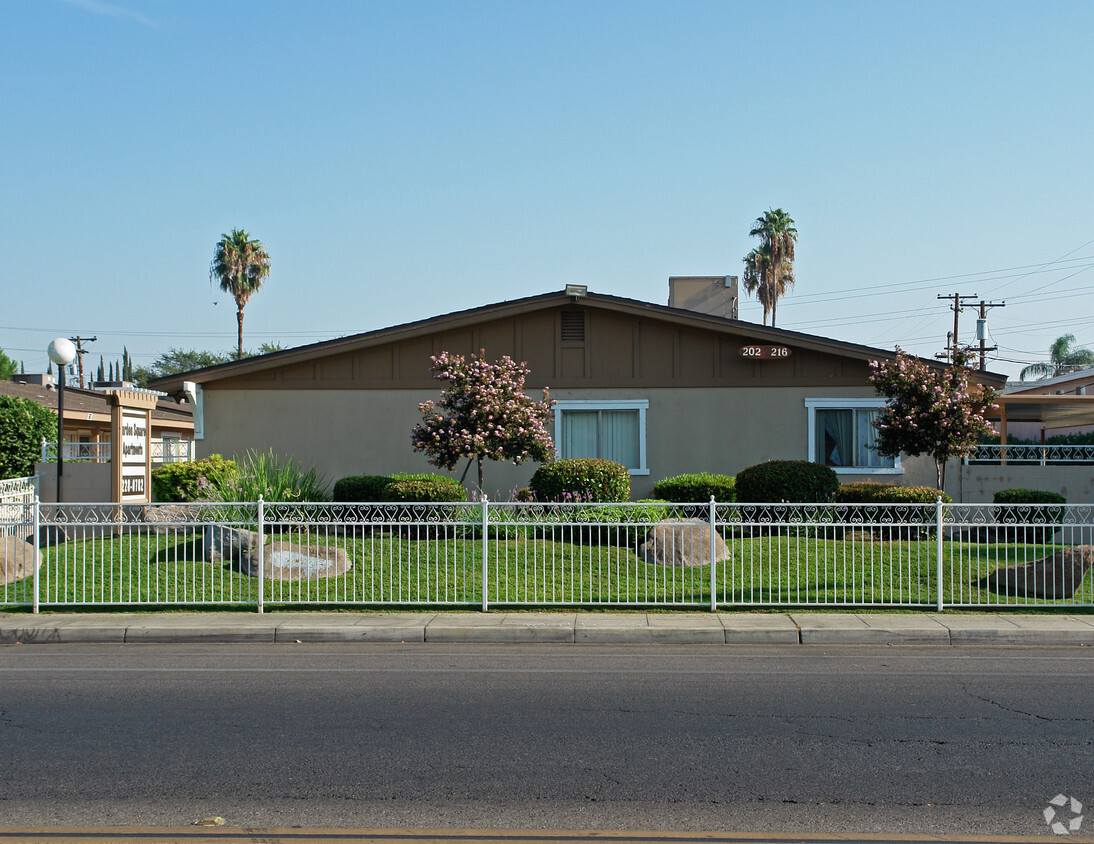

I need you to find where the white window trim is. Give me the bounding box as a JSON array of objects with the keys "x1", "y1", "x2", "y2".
[
  {"x1": 805, "y1": 398, "x2": 903, "y2": 475},
  {"x1": 553, "y1": 399, "x2": 649, "y2": 475}
]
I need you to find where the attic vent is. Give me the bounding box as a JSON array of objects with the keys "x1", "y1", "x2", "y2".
[{"x1": 561, "y1": 310, "x2": 585, "y2": 342}]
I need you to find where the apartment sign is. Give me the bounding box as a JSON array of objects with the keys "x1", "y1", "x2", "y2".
[{"x1": 121, "y1": 410, "x2": 148, "y2": 500}]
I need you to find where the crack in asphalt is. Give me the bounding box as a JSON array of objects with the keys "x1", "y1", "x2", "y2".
[{"x1": 959, "y1": 683, "x2": 1094, "y2": 722}]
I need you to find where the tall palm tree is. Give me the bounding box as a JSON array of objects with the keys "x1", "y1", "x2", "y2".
[
  {"x1": 1020, "y1": 334, "x2": 1094, "y2": 381},
  {"x1": 742, "y1": 208, "x2": 797, "y2": 327},
  {"x1": 211, "y1": 228, "x2": 271, "y2": 360}
]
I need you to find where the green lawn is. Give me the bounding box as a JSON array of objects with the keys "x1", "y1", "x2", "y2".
[{"x1": 3, "y1": 522, "x2": 1088, "y2": 609}]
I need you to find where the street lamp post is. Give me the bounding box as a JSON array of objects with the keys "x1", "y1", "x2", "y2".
[{"x1": 47, "y1": 338, "x2": 76, "y2": 503}]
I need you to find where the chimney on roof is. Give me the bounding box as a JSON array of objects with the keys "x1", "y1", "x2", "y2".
[{"x1": 668, "y1": 276, "x2": 739, "y2": 320}]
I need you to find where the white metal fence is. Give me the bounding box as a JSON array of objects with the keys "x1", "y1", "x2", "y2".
[
  {"x1": 40, "y1": 439, "x2": 193, "y2": 463},
  {"x1": 2, "y1": 498, "x2": 1092, "y2": 611},
  {"x1": 966, "y1": 443, "x2": 1094, "y2": 464}
]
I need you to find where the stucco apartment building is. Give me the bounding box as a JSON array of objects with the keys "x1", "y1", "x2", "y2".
[{"x1": 151, "y1": 283, "x2": 1008, "y2": 500}]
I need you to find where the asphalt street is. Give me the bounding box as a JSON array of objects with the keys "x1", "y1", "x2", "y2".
[{"x1": 0, "y1": 643, "x2": 1091, "y2": 836}]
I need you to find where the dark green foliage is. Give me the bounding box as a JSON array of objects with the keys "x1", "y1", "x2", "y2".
[
  {"x1": 993, "y1": 488, "x2": 1066, "y2": 543},
  {"x1": 333, "y1": 475, "x2": 393, "y2": 502},
  {"x1": 0, "y1": 396, "x2": 57, "y2": 479},
  {"x1": 993, "y1": 488, "x2": 1067, "y2": 506},
  {"x1": 735, "y1": 459, "x2": 838, "y2": 503},
  {"x1": 151, "y1": 454, "x2": 236, "y2": 502},
  {"x1": 530, "y1": 458, "x2": 630, "y2": 503},
  {"x1": 653, "y1": 472, "x2": 735, "y2": 503},
  {"x1": 836, "y1": 482, "x2": 951, "y2": 504},
  {"x1": 0, "y1": 347, "x2": 18, "y2": 381},
  {"x1": 333, "y1": 473, "x2": 467, "y2": 503}
]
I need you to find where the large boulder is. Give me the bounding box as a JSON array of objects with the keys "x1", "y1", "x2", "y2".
[
  {"x1": 639, "y1": 518, "x2": 730, "y2": 567},
  {"x1": 0, "y1": 536, "x2": 39, "y2": 586},
  {"x1": 979, "y1": 545, "x2": 1094, "y2": 599},
  {"x1": 142, "y1": 504, "x2": 194, "y2": 536},
  {"x1": 243, "y1": 541, "x2": 352, "y2": 580},
  {"x1": 203, "y1": 525, "x2": 262, "y2": 564}
]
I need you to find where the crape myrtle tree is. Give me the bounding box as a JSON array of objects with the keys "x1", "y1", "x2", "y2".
[
  {"x1": 411, "y1": 350, "x2": 555, "y2": 493},
  {"x1": 869, "y1": 347, "x2": 997, "y2": 490}
]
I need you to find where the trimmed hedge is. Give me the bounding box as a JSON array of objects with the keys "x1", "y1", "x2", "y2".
[
  {"x1": 836, "y1": 481, "x2": 951, "y2": 504},
  {"x1": 333, "y1": 473, "x2": 467, "y2": 503},
  {"x1": 530, "y1": 458, "x2": 630, "y2": 503},
  {"x1": 993, "y1": 487, "x2": 1067, "y2": 506},
  {"x1": 653, "y1": 472, "x2": 735, "y2": 503},
  {"x1": 993, "y1": 488, "x2": 1066, "y2": 543},
  {"x1": 151, "y1": 454, "x2": 236, "y2": 502},
  {"x1": 333, "y1": 475, "x2": 394, "y2": 502},
  {"x1": 734, "y1": 460, "x2": 839, "y2": 503}
]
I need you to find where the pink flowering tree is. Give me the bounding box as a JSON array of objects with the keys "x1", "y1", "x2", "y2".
[
  {"x1": 869, "y1": 348, "x2": 997, "y2": 490},
  {"x1": 411, "y1": 350, "x2": 555, "y2": 493}
]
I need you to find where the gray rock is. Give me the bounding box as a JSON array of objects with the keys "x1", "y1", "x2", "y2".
[
  {"x1": 203, "y1": 525, "x2": 262, "y2": 564},
  {"x1": 979, "y1": 545, "x2": 1094, "y2": 599},
  {"x1": 243, "y1": 541, "x2": 352, "y2": 580},
  {"x1": 639, "y1": 518, "x2": 730, "y2": 567},
  {"x1": 0, "y1": 535, "x2": 39, "y2": 585},
  {"x1": 141, "y1": 504, "x2": 194, "y2": 536}
]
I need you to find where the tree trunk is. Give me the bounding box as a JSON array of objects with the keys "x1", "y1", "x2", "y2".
[
  {"x1": 236, "y1": 306, "x2": 245, "y2": 360},
  {"x1": 476, "y1": 456, "x2": 483, "y2": 494}
]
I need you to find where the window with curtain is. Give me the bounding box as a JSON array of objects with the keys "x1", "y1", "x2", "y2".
[
  {"x1": 810, "y1": 404, "x2": 895, "y2": 470},
  {"x1": 554, "y1": 400, "x2": 648, "y2": 474}
]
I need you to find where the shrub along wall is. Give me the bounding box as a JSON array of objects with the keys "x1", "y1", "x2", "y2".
[
  {"x1": 530, "y1": 459, "x2": 630, "y2": 502},
  {"x1": 653, "y1": 472, "x2": 735, "y2": 503},
  {"x1": 333, "y1": 473, "x2": 467, "y2": 503},
  {"x1": 735, "y1": 460, "x2": 839, "y2": 503}
]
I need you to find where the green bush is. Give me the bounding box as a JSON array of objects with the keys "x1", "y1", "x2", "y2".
[
  {"x1": 836, "y1": 481, "x2": 950, "y2": 504},
  {"x1": 151, "y1": 454, "x2": 236, "y2": 502},
  {"x1": 993, "y1": 488, "x2": 1066, "y2": 543},
  {"x1": 387, "y1": 473, "x2": 467, "y2": 503},
  {"x1": 734, "y1": 460, "x2": 838, "y2": 503},
  {"x1": 333, "y1": 475, "x2": 394, "y2": 502},
  {"x1": 213, "y1": 449, "x2": 330, "y2": 502},
  {"x1": 332, "y1": 473, "x2": 467, "y2": 503},
  {"x1": 653, "y1": 472, "x2": 735, "y2": 503},
  {"x1": 0, "y1": 396, "x2": 57, "y2": 479},
  {"x1": 529, "y1": 458, "x2": 630, "y2": 503}
]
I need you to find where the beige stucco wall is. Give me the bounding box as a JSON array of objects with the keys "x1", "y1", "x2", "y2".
[
  {"x1": 953, "y1": 464, "x2": 1094, "y2": 503},
  {"x1": 200, "y1": 384, "x2": 914, "y2": 500}
]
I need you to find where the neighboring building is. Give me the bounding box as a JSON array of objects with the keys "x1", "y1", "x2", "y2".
[
  {"x1": 151, "y1": 286, "x2": 1007, "y2": 500},
  {"x1": 2, "y1": 377, "x2": 195, "y2": 501},
  {"x1": 998, "y1": 368, "x2": 1094, "y2": 440}
]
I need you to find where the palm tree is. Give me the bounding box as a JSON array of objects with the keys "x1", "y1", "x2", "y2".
[
  {"x1": 1020, "y1": 334, "x2": 1094, "y2": 381},
  {"x1": 742, "y1": 208, "x2": 797, "y2": 327},
  {"x1": 211, "y1": 228, "x2": 271, "y2": 360},
  {"x1": 742, "y1": 245, "x2": 776, "y2": 326}
]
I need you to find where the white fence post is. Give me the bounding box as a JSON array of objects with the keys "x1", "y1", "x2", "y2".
[
  {"x1": 936, "y1": 496, "x2": 944, "y2": 612},
  {"x1": 709, "y1": 496, "x2": 717, "y2": 612},
  {"x1": 32, "y1": 495, "x2": 40, "y2": 614},
  {"x1": 257, "y1": 496, "x2": 265, "y2": 614},
  {"x1": 481, "y1": 495, "x2": 490, "y2": 612}
]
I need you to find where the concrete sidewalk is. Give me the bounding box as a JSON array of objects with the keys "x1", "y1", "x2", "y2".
[{"x1": 1, "y1": 610, "x2": 1093, "y2": 645}]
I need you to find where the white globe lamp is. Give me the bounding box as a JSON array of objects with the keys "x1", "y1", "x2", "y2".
[{"x1": 47, "y1": 337, "x2": 77, "y2": 502}]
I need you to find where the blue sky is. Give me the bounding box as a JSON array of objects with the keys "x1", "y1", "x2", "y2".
[{"x1": 2, "y1": 0, "x2": 1092, "y2": 381}]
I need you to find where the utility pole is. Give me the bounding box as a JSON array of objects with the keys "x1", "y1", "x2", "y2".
[
  {"x1": 937, "y1": 293, "x2": 978, "y2": 363},
  {"x1": 68, "y1": 336, "x2": 97, "y2": 388},
  {"x1": 962, "y1": 300, "x2": 1005, "y2": 372}
]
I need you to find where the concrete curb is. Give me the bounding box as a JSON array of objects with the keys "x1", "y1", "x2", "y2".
[{"x1": 1, "y1": 611, "x2": 1093, "y2": 646}]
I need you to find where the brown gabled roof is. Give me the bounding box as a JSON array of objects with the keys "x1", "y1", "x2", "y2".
[
  {"x1": 150, "y1": 290, "x2": 1008, "y2": 392},
  {"x1": 0, "y1": 380, "x2": 193, "y2": 426}
]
